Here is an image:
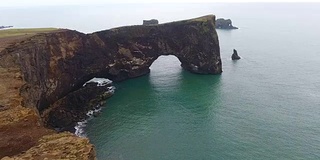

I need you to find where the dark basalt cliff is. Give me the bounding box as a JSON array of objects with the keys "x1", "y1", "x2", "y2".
[
  {"x1": 43, "y1": 81, "x2": 114, "y2": 131},
  {"x1": 0, "y1": 15, "x2": 221, "y2": 159}
]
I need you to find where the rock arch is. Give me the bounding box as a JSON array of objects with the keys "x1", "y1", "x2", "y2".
[
  {"x1": 0, "y1": 15, "x2": 221, "y2": 119},
  {"x1": 90, "y1": 15, "x2": 221, "y2": 80}
]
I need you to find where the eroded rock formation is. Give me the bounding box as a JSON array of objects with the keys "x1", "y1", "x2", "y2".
[
  {"x1": 216, "y1": 18, "x2": 238, "y2": 29},
  {"x1": 0, "y1": 15, "x2": 221, "y2": 159}
]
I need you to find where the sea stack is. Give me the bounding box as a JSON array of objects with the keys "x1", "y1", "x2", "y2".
[
  {"x1": 216, "y1": 18, "x2": 238, "y2": 29},
  {"x1": 232, "y1": 49, "x2": 241, "y2": 60}
]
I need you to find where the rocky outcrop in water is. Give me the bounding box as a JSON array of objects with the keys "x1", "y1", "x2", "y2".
[
  {"x1": 0, "y1": 15, "x2": 221, "y2": 158},
  {"x1": 231, "y1": 49, "x2": 241, "y2": 60},
  {"x1": 143, "y1": 19, "x2": 159, "y2": 25},
  {"x1": 216, "y1": 18, "x2": 238, "y2": 29}
]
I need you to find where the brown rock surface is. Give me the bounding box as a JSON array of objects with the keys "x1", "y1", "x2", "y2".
[
  {"x1": 0, "y1": 29, "x2": 58, "y2": 158},
  {"x1": 2, "y1": 132, "x2": 96, "y2": 160},
  {"x1": 0, "y1": 106, "x2": 54, "y2": 158}
]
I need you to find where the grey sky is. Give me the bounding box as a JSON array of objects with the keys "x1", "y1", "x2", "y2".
[{"x1": 1, "y1": 0, "x2": 320, "y2": 7}]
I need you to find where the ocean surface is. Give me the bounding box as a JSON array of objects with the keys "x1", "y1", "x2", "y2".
[{"x1": 3, "y1": 3, "x2": 320, "y2": 160}]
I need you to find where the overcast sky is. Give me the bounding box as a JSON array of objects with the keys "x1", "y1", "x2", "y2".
[{"x1": 1, "y1": 0, "x2": 320, "y2": 7}]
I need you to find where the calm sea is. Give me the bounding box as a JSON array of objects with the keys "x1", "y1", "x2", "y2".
[{"x1": 3, "y1": 3, "x2": 320, "y2": 160}]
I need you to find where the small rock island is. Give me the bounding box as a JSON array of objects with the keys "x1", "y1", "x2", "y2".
[
  {"x1": 216, "y1": 18, "x2": 238, "y2": 29},
  {"x1": 232, "y1": 49, "x2": 241, "y2": 60}
]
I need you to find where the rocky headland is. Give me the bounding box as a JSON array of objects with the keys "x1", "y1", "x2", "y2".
[
  {"x1": 216, "y1": 18, "x2": 238, "y2": 29},
  {"x1": 0, "y1": 15, "x2": 221, "y2": 159}
]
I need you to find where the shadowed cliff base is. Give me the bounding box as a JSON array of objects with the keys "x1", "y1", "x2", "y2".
[{"x1": 0, "y1": 15, "x2": 221, "y2": 159}]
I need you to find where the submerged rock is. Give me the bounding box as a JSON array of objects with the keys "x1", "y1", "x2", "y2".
[
  {"x1": 231, "y1": 49, "x2": 241, "y2": 60},
  {"x1": 216, "y1": 18, "x2": 238, "y2": 29},
  {"x1": 143, "y1": 19, "x2": 159, "y2": 25}
]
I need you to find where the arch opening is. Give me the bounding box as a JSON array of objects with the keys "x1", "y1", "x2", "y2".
[{"x1": 149, "y1": 55, "x2": 182, "y2": 76}]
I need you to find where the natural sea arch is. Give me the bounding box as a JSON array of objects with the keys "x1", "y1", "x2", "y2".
[{"x1": 0, "y1": 15, "x2": 222, "y2": 128}]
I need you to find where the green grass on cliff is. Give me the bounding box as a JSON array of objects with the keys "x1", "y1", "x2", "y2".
[{"x1": 0, "y1": 28, "x2": 58, "y2": 38}]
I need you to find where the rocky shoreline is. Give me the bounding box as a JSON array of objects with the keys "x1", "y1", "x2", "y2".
[
  {"x1": 42, "y1": 78, "x2": 115, "y2": 132},
  {"x1": 0, "y1": 15, "x2": 221, "y2": 159}
]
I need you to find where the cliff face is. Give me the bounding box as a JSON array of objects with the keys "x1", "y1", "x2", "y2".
[{"x1": 0, "y1": 15, "x2": 221, "y2": 158}]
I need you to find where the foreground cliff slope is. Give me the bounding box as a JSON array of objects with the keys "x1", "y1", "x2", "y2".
[
  {"x1": 0, "y1": 15, "x2": 221, "y2": 159},
  {"x1": 2, "y1": 132, "x2": 96, "y2": 160},
  {"x1": 0, "y1": 29, "x2": 97, "y2": 159}
]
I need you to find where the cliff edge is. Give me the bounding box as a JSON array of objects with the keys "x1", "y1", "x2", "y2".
[{"x1": 0, "y1": 15, "x2": 221, "y2": 159}]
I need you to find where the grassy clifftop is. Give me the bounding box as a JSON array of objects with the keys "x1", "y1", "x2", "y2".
[
  {"x1": 0, "y1": 28, "x2": 60, "y2": 52},
  {"x1": 0, "y1": 28, "x2": 58, "y2": 38}
]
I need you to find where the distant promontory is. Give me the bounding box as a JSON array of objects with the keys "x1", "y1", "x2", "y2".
[{"x1": 0, "y1": 26, "x2": 13, "y2": 29}]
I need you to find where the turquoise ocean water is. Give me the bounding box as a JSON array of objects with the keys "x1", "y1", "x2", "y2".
[{"x1": 3, "y1": 3, "x2": 320, "y2": 160}]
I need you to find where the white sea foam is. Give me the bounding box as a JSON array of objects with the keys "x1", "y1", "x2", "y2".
[
  {"x1": 83, "y1": 78, "x2": 113, "y2": 87},
  {"x1": 107, "y1": 86, "x2": 116, "y2": 94},
  {"x1": 74, "y1": 120, "x2": 88, "y2": 137},
  {"x1": 75, "y1": 106, "x2": 102, "y2": 137}
]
